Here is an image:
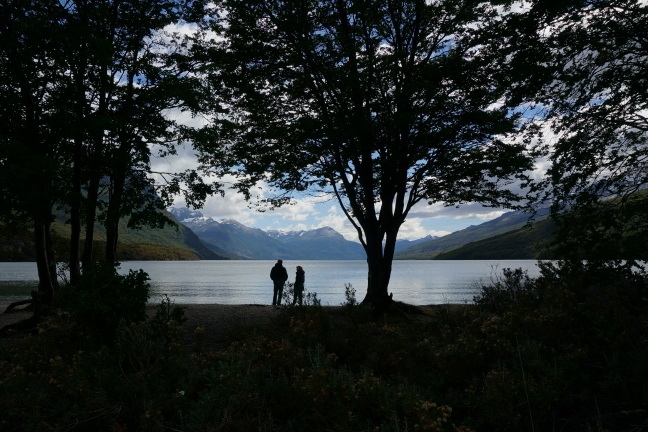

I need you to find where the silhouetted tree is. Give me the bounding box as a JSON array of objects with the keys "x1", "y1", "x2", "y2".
[
  {"x1": 0, "y1": 0, "x2": 213, "y2": 314},
  {"x1": 195, "y1": 0, "x2": 533, "y2": 307},
  {"x1": 58, "y1": 0, "x2": 211, "y2": 272},
  {"x1": 0, "y1": 0, "x2": 69, "y2": 309}
]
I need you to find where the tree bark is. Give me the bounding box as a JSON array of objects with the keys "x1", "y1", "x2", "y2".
[
  {"x1": 361, "y1": 231, "x2": 397, "y2": 311},
  {"x1": 69, "y1": 137, "x2": 82, "y2": 285},
  {"x1": 363, "y1": 256, "x2": 392, "y2": 307},
  {"x1": 81, "y1": 171, "x2": 100, "y2": 270},
  {"x1": 105, "y1": 172, "x2": 125, "y2": 265},
  {"x1": 33, "y1": 219, "x2": 58, "y2": 315}
]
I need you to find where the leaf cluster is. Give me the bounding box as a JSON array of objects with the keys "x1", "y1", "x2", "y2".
[{"x1": 504, "y1": 0, "x2": 648, "y2": 256}]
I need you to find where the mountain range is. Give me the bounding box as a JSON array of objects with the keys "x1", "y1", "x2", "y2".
[
  {"x1": 169, "y1": 207, "x2": 553, "y2": 260},
  {"x1": 0, "y1": 206, "x2": 549, "y2": 262},
  {"x1": 170, "y1": 207, "x2": 444, "y2": 260},
  {"x1": 395, "y1": 207, "x2": 551, "y2": 259}
]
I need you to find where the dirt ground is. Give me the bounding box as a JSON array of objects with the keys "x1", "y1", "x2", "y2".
[
  {"x1": 0, "y1": 300, "x2": 453, "y2": 348},
  {"x1": 0, "y1": 301, "x2": 280, "y2": 341}
]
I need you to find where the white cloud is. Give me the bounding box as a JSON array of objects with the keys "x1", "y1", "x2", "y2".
[
  {"x1": 162, "y1": 21, "x2": 199, "y2": 37},
  {"x1": 260, "y1": 194, "x2": 324, "y2": 222},
  {"x1": 400, "y1": 218, "x2": 451, "y2": 239},
  {"x1": 313, "y1": 205, "x2": 359, "y2": 240},
  {"x1": 150, "y1": 143, "x2": 199, "y2": 173},
  {"x1": 173, "y1": 187, "x2": 257, "y2": 225},
  {"x1": 162, "y1": 108, "x2": 211, "y2": 129},
  {"x1": 154, "y1": 123, "x2": 553, "y2": 241},
  {"x1": 408, "y1": 201, "x2": 507, "y2": 220}
]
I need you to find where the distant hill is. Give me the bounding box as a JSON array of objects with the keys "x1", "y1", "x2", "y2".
[
  {"x1": 171, "y1": 208, "x2": 366, "y2": 260},
  {"x1": 0, "y1": 211, "x2": 229, "y2": 262},
  {"x1": 182, "y1": 218, "x2": 291, "y2": 259},
  {"x1": 395, "y1": 208, "x2": 550, "y2": 259},
  {"x1": 395, "y1": 235, "x2": 438, "y2": 251},
  {"x1": 433, "y1": 219, "x2": 555, "y2": 260}
]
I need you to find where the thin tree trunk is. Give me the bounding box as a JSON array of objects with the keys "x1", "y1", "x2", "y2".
[
  {"x1": 69, "y1": 137, "x2": 82, "y2": 284},
  {"x1": 82, "y1": 171, "x2": 100, "y2": 269},
  {"x1": 105, "y1": 173, "x2": 125, "y2": 265},
  {"x1": 33, "y1": 219, "x2": 57, "y2": 315},
  {"x1": 70, "y1": 32, "x2": 88, "y2": 283},
  {"x1": 44, "y1": 222, "x2": 58, "y2": 289}
]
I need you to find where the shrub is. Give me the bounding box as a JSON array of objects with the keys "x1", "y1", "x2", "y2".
[
  {"x1": 463, "y1": 260, "x2": 648, "y2": 431},
  {"x1": 55, "y1": 262, "x2": 150, "y2": 341},
  {"x1": 473, "y1": 267, "x2": 539, "y2": 313},
  {"x1": 342, "y1": 283, "x2": 358, "y2": 307}
]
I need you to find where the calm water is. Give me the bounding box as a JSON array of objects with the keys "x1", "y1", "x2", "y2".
[{"x1": 0, "y1": 260, "x2": 543, "y2": 305}]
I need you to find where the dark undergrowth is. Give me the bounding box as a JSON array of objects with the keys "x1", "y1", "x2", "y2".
[{"x1": 1, "y1": 261, "x2": 647, "y2": 431}]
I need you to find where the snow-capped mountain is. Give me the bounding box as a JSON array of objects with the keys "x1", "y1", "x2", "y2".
[{"x1": 170, "y1": 208, "x2": 365, "y2": 259}]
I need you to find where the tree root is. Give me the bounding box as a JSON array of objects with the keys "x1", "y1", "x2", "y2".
[
  {"x1": 1, "y1": 299, "x2": 39, "y2": 334},
  {"x1": 4, "y1": 299, "x2": 33, "y2": 314}
]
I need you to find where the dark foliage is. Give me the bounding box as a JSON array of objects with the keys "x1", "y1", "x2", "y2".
[
  {"x1": 3, "y1": 261, "x2": 647, "y2": 431},
  {"x1": 55, "y1": 263, "x2": 150, "y2": 341}
]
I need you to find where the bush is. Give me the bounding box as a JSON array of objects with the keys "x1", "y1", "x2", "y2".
[
  {"x1": 282, "y1": 281, "x2": 321, "y2": 307},
  {"x1": 0, "y1": 294, "x2": 193, "y2": 432},
  {"x1": 55, "y1": 262, "x2": 150, "y2": 341},
  {"x1": 473, "y1": 267, "x2": 539, "y2": 313},
  {"x1": 464, "y1": 260, "x2": 648, "y2": 431}
]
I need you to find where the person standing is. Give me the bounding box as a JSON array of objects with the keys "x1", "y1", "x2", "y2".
[
  {"x1": 292, "y1": 266, "x2": 305, "y2": 306},
  {"x1": 270, "y1": 259, "x2": 288, "y2": 305}
]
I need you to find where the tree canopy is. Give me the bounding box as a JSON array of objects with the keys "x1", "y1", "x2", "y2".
[
  {"x1": 506, "y1": 0, "x2": 648, "y2": 261},
  {"x1": 0, "y1": 0, "x2": 213, "y2": 307},
  {"x1": 194, "y1": 0, "x2": 533, "y2": 305}
]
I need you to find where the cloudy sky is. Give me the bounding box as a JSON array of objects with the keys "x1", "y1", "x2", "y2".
[
  {"x1": 153, "y1": 137, "x2": 547, "y2": 242},
  {"x1": 152, "y1": 104, "x2": 552, "y2": 242},
  {"x1": 151, "y1": 21, "x2": 549, "y2": 243}
]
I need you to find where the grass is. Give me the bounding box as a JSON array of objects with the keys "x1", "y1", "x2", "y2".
[{"x1": 1, "y1": 261, "x2": 647, "y2": 431}]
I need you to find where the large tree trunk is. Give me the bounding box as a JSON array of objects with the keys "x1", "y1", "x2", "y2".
[
  {"x1": 363, "y1": 255, "x2": 392, "y2": 306},
  {"x1": 361, "y1": 231, "x2": 397, "y2": 310}
]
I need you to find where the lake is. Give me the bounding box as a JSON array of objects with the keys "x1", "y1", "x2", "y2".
[{"x1": 0, "y1": 260, "x2": 543, "y2": 305}]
